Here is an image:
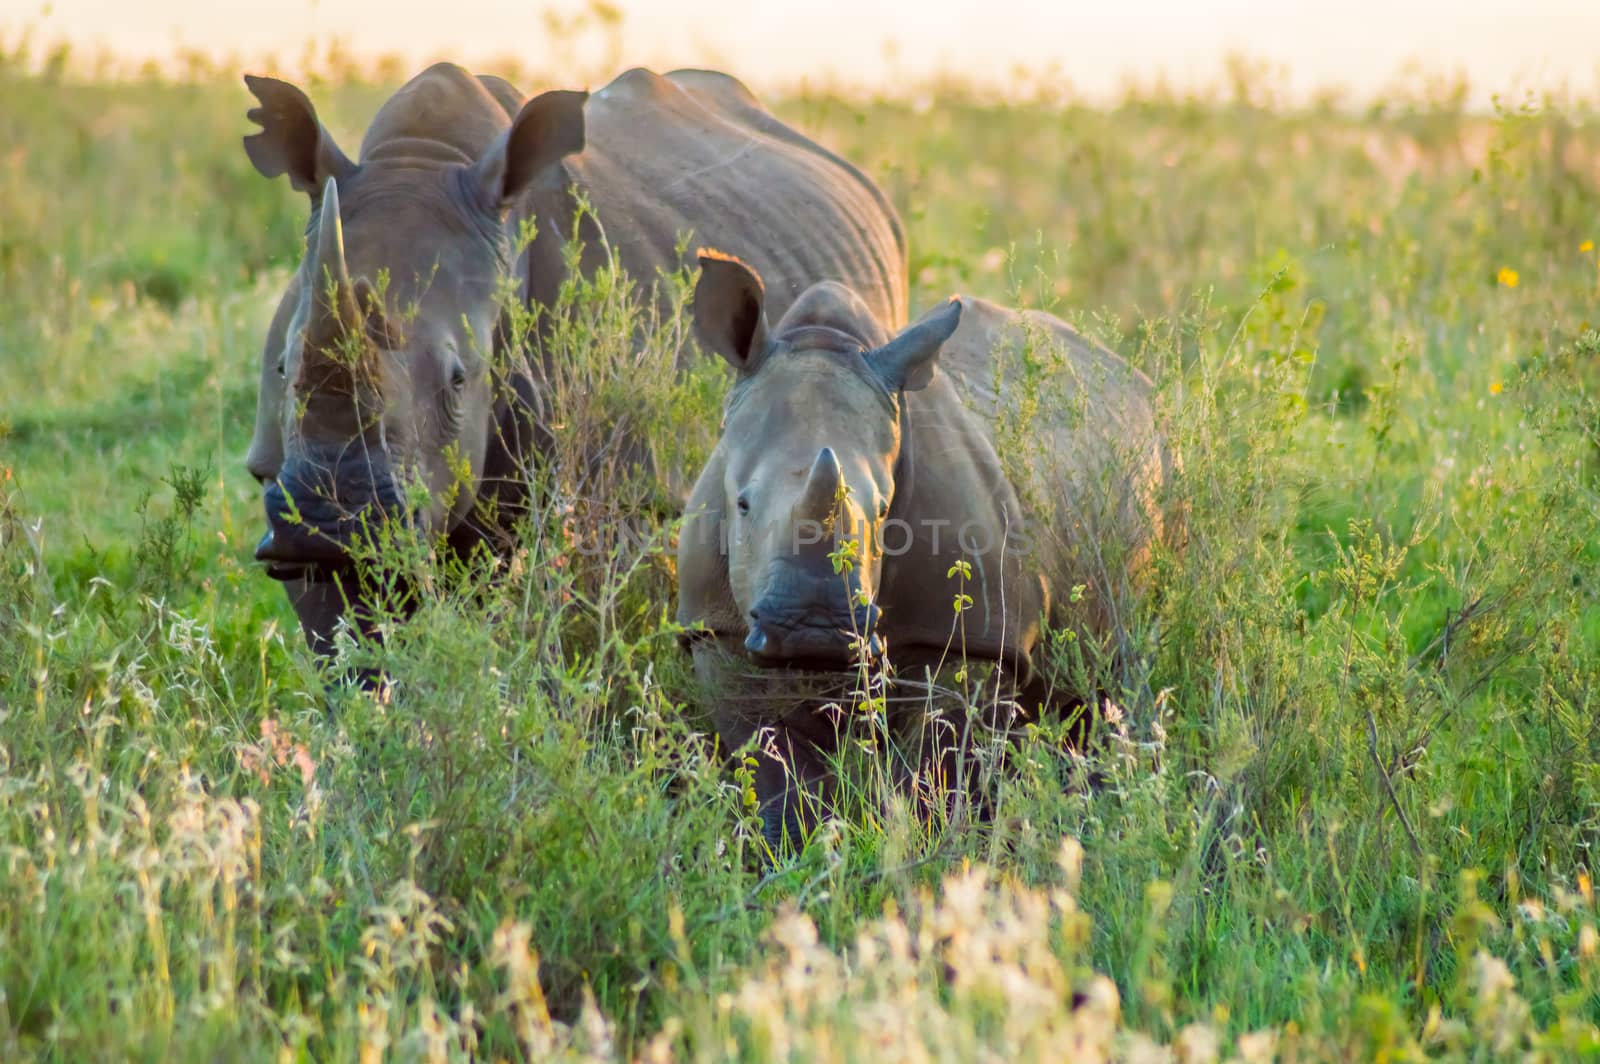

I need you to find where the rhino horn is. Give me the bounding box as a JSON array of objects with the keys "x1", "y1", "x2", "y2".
[
  {"x1": 793, "y1": 447, "x2": 843, "y2": 529},
  {"x1": 305, "y1": 178, "x2": 362, "y2": 359}
]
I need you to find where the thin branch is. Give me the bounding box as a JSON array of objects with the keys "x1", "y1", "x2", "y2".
[
  {"x1": 1366, "y1": 708, "x2": 1425, "y2": 860},
  {"x1": 1405, "y1": 593, "x2": 1491, "y2": 676}
]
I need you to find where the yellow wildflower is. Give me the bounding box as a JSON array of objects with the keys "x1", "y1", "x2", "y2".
[
  {"x1": 1497, "y1": 267, "x2": 1519, "y2": 288},
  {"x1": 1582, "y1": 240, "x2": 1595, "y2": 253},
  {"x1": 1489, "y1": 381, "x2": 1504, "y2": 395}
]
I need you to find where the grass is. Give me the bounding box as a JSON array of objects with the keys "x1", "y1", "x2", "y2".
[{"x1": 3, "y1": 39, "x2": 1600, "y2": 1060}]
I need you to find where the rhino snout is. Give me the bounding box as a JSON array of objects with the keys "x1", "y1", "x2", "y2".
[
  {"x1": 257, "y1": 453, "x2": 408, "y2": 577},
  {"x1": 744, "y1": 598, "x2": 883, "y2": 667}
]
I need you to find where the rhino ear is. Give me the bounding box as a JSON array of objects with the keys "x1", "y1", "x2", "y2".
[
  {"x1": 472, "y1": 89, "x2": 587, "y2": 212},
  {"x1": 870, "y1": 296, "x2": 962, "y2": 393},
  {"x1": 693, "y1": 250, "x2": 771, "y2": 374},
  {"x1": 243, "y1": 75, "x2": 355, "y2": 198}
]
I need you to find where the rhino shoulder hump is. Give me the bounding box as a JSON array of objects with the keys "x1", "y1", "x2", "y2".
[
  {"x1": 598, "y1": 67, "x2": 673, "y2": 101},
  {"x1": 414, "y1": 60, "x2": 476, "y2": 82}
]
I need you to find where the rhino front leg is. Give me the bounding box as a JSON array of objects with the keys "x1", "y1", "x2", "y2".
[
  {"x1": 743, "y1": 719, "x2": 839, "y2": 853},
  {"x1": 691, "y1": 638, "x2": 845, "y2": 854},
  {"x1": 885, "y1": 655, "x2": 1046, "y2": 823},
  {"x1": 278, "y1": 572, "x2": 389, "y2": 692},
  {"x1": 280, "y1": 573, "x2": 351, "y2": 658}
]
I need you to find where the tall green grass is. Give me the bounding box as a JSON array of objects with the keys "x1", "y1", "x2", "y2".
[{"x1": 2, "y1": 42, "x2": 1599, "y2": 1060}]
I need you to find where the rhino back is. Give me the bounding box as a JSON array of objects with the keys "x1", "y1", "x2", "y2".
[
  {"x1": 567, "y1": 68, "x2": 908, "y2": 329},
  {"x1": 881, "y1": 297, "x2": 1168, "y2": 658},
  {"x1": 968, "y1": 300, "x2": 1168, "y2": 601},
  {"x1": 869, "y1": 364, "x2": 1042, "y2": 671}
]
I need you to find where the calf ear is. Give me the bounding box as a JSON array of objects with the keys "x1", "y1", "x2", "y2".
[
  {"x1": 870, "y1": 296, "x2": 962, "y2": 393},
  {"x1": 693, "y1": 250, "x2": 771, "y2": 374},
  {"x1": 472, "y1": 89, "x2": 587, "y2": 212},
  {"x1": 243, "y1": 75, "x2": 355, "y2": 198}
]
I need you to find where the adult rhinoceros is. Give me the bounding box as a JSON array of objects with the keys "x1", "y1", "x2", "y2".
[
  {"x1": 241, "y1": 63, "x2": 907, "y2": 656},
  {"x1": 678, "y1": 252, "x2": 1178, "y2": 847}
]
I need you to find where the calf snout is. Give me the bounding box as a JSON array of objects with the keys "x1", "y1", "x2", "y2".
[{"x1": 744, "y1": 586, "x2": 882, "y2": 666}]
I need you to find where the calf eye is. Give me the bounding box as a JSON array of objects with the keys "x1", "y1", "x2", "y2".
[
  {"x1": 877, "y1": 498, "x2": 890, "y2": 519},
  {"x1": 736, "y1": 493, "x2": 751, "y2": 516},
  {"x1": 275, "y1": 354, "x2": 287, "y2": 378},
  {"x1": 450, "y1": 363, "x2": 467, "y2": 391}
]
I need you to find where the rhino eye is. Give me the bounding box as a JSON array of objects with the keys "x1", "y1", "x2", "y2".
[
  {"x1": 449, "y1": 363, "x2": 467, "y2": 391},
  {"x1": 877, "y1": 498, "x2": 890, "y2": 519},
  {"x1": 275, "y1": 353, "x2": 287, "y2": 378},
  {"x1": 736, "y1": 493, "x2": 751, "y2": 516}
]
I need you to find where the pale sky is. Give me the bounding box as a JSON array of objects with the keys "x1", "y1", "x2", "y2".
[{"x1": 11, "y1": 0, "x2": 1600, "y2": 103}]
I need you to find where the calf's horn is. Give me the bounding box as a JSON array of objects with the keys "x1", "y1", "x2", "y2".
[{"x1": 793, "y1": 447, "x2": 843, "y2": 528}]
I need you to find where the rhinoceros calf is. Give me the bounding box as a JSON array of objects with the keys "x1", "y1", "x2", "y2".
[
  {"x1": 679, "y1": 252, "x2": 1177, "y2": 847},
  {"x1": 240, "y1": 63, "x2": 907, "y2": 657}
]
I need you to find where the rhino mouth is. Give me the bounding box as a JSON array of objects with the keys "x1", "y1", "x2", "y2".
[
  {"x1": 743, "y1": 614, "x2": 884, "y2": 669},
  {"x1": 260, "y1": 556, "x2": 348, "y2": 584},
  {"x1": 255, "y1": 524, "x2": 359, "y2": 583}
]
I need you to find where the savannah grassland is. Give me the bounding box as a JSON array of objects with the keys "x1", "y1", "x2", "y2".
[{"x1": 2, "y1": 33, "x2": 1600, "y2": 1060}]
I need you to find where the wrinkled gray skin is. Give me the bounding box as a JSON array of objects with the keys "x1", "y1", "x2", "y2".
[
  {"x1": 679, "y1": 254, "x2": 1177, "y2": 848},
  {"x1": 241, "y1": 63, "x2": 908, "y2": 657}
]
